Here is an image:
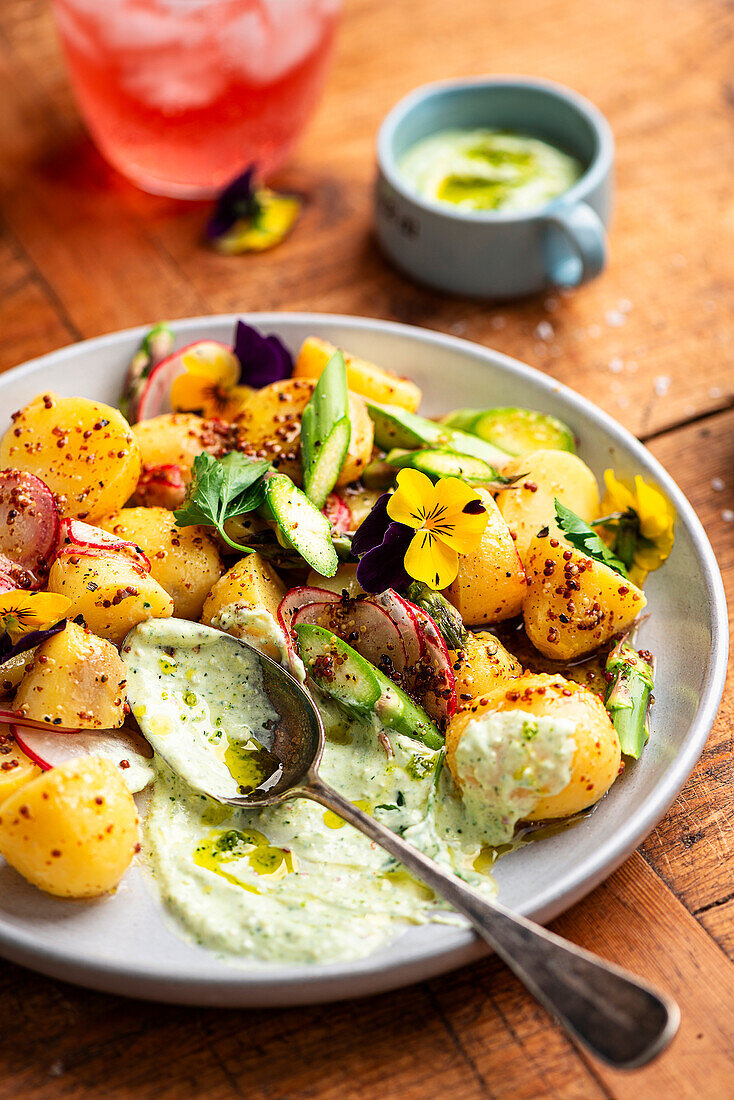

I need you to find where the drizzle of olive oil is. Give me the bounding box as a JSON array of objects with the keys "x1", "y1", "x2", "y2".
[
  {"x1": 194, "y1": 828, "x2": 298, "y2": 893},
  {"x1": 323, "y1": 799, "x2": 372, "y2": 830},
  {"x1": 224, "y1": 738, "x2": 282, "y2": 795}
]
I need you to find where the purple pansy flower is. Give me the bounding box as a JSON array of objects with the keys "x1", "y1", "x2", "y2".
[
  {"x1": 351, "y1": 492, "x2": 413, "y2": 593},
  {"x1": 233, "y1": 320, "x2": 293, "y2": 388},
  {"x1": 0, "y1": 619, "x2": 66, "y2": 666},
  {"x1": 206, "y1": 166, "x2": 259, "y2": 241}
]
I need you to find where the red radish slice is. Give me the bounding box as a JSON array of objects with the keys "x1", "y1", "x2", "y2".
[
  {"x1": 405, "y1": 603, "x2": 457, "y2": 723},
  {"x1": 133, "y1": 464, "x2": 187, "y2": 510},
  {"x1": 292, "y1": 598, "x2": 407, "y2": 672},
  {"x1": 0, "y1": 709, "x2": 80, "y2": 734},
  {"x1": 321, "y1": 493, "x2": 352, "y2": 535},
  {"x1": 136, "y1": 340, "x2": 237, "y2": 421},
  {"x1": 12, "y1": 724, "x2": 154, "y2": 794},
  {"x1": 0, "y1": 554, "x2": 41, "y2": 593},
  {"x1": 371, "y1": 589, "x2": 424, "y2": 666},
  {"x1": 0, "y1": 470, "x2": 59, "y2": 578},
  {"x1": 55, "y1": 518, "x2": 151, "y2": 571},
  {"x1": 277, "y1": 585, "x2": 341, "y2": 641}
]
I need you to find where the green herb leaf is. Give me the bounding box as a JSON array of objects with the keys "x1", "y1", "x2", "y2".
[
  {"x1": 554, "y1": 499, "x2": 629, "y2": 578},
  {"x1": 174, "y1": 452, "x2": 271, "y2": 552},
  {"x1": 301, "y1": 351, "x2": 351, "y2": 508}
]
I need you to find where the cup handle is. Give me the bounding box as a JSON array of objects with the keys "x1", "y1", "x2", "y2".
[{"x1": 542, "y1": 202, "x2": 607, "y2": 288}]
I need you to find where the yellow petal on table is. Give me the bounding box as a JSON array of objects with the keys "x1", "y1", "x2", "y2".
[
  {"x1": 404, "y1": 529, "x2": 460, "y2": 589},
  {"x1": 212, "y1": 191, "x2": 301, "y2": 255},
  {"x1": 386, "y1": 468, "x2": 436, "y2": 529}
]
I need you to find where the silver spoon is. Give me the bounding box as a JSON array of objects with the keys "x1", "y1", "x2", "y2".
[{"x1": 125, "y1": 624, "x2": 679, "y2": 1068}]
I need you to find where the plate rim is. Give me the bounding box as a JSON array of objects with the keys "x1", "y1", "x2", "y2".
[{"x1": 0, "y1": 311, "x2": 727, "y2": 1004}]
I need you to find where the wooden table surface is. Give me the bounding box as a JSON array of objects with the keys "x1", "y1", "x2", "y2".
[{"x1": 1, "y1": 0, "x2": 733, "y2": 1095}]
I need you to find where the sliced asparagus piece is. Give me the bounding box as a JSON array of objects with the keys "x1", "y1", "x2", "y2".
[
  {"x1": 604, "y1": 640, "x2": 655, "y2": 758},
  {"x1": 301, "y1": 350, "x2": 351, "y2": 508},
  {"x1": 262, "y1": 473, "x2": 338, "y2": 577},
  {"x1": 384, "y1": 446, "x2": 514, "y2": 487},
  {"x1": 364, "y1": 399, "x2": 511, "y2": 467},
  {"x1": 442, "y1": 406, "x2": 575, "y2": 456}
]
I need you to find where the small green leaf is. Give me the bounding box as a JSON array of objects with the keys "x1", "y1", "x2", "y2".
[
  {"x1": 301, "y1": 351, "x2": 351, "y2": 507},
  {"x1": 174, "y1": 452, "x2": 271, "y2": 552},
  {"x1": 554, "y1": 499, "x2": 629, "y2": 578}
]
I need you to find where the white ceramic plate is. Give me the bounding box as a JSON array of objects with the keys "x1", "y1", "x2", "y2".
[{"x1": 0, "y1": 314, "x2": 727, "y2": 1006}]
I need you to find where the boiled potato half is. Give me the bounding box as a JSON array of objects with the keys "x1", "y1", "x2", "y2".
[
  {"x1": 450, "y1": 630, "x2": 522, "y2": 704},
  {"x1": 446, "y1": 673, "x2": 621, "y2": 820},
  {"x1": 13, "y1": 621, "x2": 128, "y2": 729},
  {"x1": 495, "y1": 450, "x2": 600, "y2": 566},
  {"x1": 443, "y1": 490, "x2": 526, "y2": 625},
  {"x1": 0, "y1": 756, "x2": 139, "y2": 898},
  {"x1": 295, "y1": 336, "x2": 422, "y2": 412},
  {"x1": 132, "y1": 413, "x2": 233, "y2": 480},
  {"x1": 99, "y1": 507, "x2": 223, "y2": 620},
  {"x1": 201, "y1": 553, "x2": 286, "y2": 660},
  {"x1": 0, "y1": 394, "x2": 141, "y2": 521},
  {"x1": 236, "y1": 378, "x2": 374, "y2": 486},
  {"x1": 523, "y1": 531, "x2": 647, "y2": 660},
  {"x1": 48, "y1": 552, "x2": 173, "y2": 645}
]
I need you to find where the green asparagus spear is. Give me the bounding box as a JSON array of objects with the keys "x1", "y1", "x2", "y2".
[{"x1": 604, "y1": 640, "x2": 655, "y2": 759}]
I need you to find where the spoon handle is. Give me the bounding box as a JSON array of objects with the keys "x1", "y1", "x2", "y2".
[{"x1": 301, "y1": 775, "x2": 679, "y2": 1069}]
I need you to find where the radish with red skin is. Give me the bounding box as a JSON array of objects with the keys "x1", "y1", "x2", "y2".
[
  {"x1": 409, "y1": 604, "x2": 457, "y2": 721},
  {"x1": 11, "y1": 724, "x2": 153, "y2": 794},
  {"x1": 0, "y1": 709, "x2": 80, "y2": 734},
  {"x1": 322, "y1": 493, "x2": 352, "y2": 535},
  {"x1": 0, "y1": 470, "x2": 59, "y2": 578},
  {"x1": 135, "y1": 341, "x2": 237, "y2": 421},
  {"x1": 133, "y1": 464, "x2": 187, "y2": 510},
  {"x1": 277, "y1": 585, "x2": 341, "y2": 665},
  {"x1": 55, "y1": 519, "x2": 151, "y2": 571},
  {"x1": 291, "y1": 598, "x2": 407, "y2": 672}
]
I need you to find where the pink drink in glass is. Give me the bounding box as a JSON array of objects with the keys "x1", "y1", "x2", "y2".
[{"x1": 51, "y1": 0, "x2": 341, "y2": 198}]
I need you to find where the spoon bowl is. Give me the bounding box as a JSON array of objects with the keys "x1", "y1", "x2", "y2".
[{"x1": 123, "y1": 619, "x2": 679, "y2": 1070}]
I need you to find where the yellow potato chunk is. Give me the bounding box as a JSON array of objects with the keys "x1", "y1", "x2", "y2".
[
  {"x1": 0, "y1": 651, "x2": 36, "y2": 696},
  {"x1": 495, "y1": 450, "x2": 600, "y2": 566},
  {"x1": 450, "y1": 630, "x2": 522, "y2": 705},
  {"x1": 0, "y1": 756, "x2": 139, "y2": 898},
  {"x1": 236, "y1": 379, "x2": 374, "y2": 486},
  {"x1": 0, "y1": 394, "x2": 142, "y2": 521},
  {"x1": 443, "y1": 490, "x2": 526, "y2": 625},
  {"x1": 132, "y1": 413, "x2": 233, "y2": 480},
  {"x1": 295, "y1": 336, "x2": 422, "y2": 412},
  {"x1": 336, "y1": 484, "x2": 384, "y2": 530},
  {"x1": 306, "y1": 563, "x2": 363, "y2": 599},
  {"x1": 201, "y1": 552, "x2": 286, "y2": 626},
  {"x1": 98, "y1": 507, "x2": 223, "y2": 620},
  {"x1": 0, "y1": 725, "x2": 42, "y2": 802},
  {"x1": 48, "y1": 553, "x2": 173, "y2": 645},
  {"x1": 523, "y1": 531, "x2": 647, "y2": 660},
  {"x1": 446, "y1": 673, "x2": 621, "y2": 820},
  {"x1": 13, "y1": 621, "x2": 128, "y2": 729}
]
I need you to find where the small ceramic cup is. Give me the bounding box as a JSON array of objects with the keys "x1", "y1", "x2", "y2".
[{"x1": 375, "y1": 76, "x2": 614, "y2": 299}]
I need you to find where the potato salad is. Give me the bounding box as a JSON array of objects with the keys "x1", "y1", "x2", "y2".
[{"x1": 0, "y1": 320, "x2": 673, "y2": 963}]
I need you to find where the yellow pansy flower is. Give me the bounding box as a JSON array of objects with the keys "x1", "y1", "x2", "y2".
[
  {"x1": 600, "y1": 470, "x2": 675, "y2": 585},
  {"x1": 386, "y1": 469, "x2": 489, "y2": 589},
  {"x1": 170, "y1": 344, "x2": 252, "y2": 421},
  {"x1": 0, "y1": 591, "x2": 71, "y2": 640},
  {"x1": 212, "y1": 189, "x2": 301, "y2": 255}
]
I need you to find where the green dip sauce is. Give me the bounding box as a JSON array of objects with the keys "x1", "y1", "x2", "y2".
[{"x1": 398, "y1": 128, "x2": 583, "y2": 213}]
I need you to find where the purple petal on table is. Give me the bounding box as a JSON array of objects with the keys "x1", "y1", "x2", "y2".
[
  {"x1": 0, "y1": 619, "x2": 66, "y2": 665},
  {"x1": 233, "y1": 321, "x2": 293, "y2": 387},
  {"x1": 206, "y1": 166, "x2": 258, "y2": 240},
  {"x1": 350, "y1": 492, "x2": 392, "y2": 557},
  {"x1": 356, "y1": 522, "x2": 413, "y2": 594}
]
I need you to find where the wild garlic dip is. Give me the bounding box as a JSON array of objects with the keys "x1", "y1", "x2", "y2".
[
  {"x1": 123, "y1": 619, "x2": 577, "y2": 965},
  {"x1": 398, "y1": 129, "x2": 583, "y2": 212}
]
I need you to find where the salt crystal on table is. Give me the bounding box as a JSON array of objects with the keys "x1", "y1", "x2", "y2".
[
  {"x1": 617, "y1": 396, "x2": 629, "y2": 408},
  {"x1": 544, "y1": 297, "x2": 559, "y2": 312},
  {"x1": 606, "y1": 309, "x2": 626, "y2": 327},
  {"x1": 535, "y1": 321, "x2": 554, "y2": 341},
  {"x1": 48, "y1": 1062, "x2": 64, "y2": 1078},
  {"x1": 490, "y1": 315, "x2": 506, "y2": 330},
  {"x1": 588, "y1": 324, "x2": 601, "y2": 338},
  {"x1": 722, "y1": 509, "x2": 734, "y2": 523},
  {"x1": 654, "y1": 375, "x2": 671, "y2": 396},
  {"x1": 450, "y1": 321, "x2": 467, "y2": 335},
  {"x1": 618, "y1": 299, "x2": 633, "y2": 313},
  {"x1": 627, "y1": 360, "x2": 638, "y2": 373},
  {"x1": 711, "y1": 477, "x2": 725, "y2": 492},
  {"x1": 609, "y1": 357, "x2": 624, "y2": 373},
  {"x1": 709, "y1": 386, "x2": 722, "y2": 398}
]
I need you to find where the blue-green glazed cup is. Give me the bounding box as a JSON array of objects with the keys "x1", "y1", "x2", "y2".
[{"x1": 375, "y1": 76, "x2": 614, "y2": 299}]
